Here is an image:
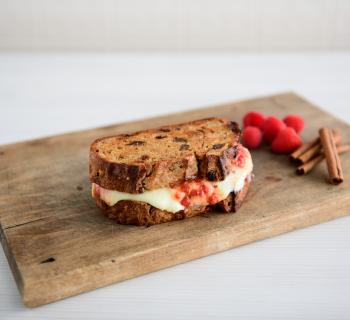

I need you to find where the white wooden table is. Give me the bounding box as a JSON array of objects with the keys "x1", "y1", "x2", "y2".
[{"x1": 1, "y1": 52, "x2": 350, "y2": 319}]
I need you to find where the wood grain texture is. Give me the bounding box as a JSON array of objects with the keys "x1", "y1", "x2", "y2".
[{"x1": 0, "y1": 92, "x2": 349, "y2": 307}]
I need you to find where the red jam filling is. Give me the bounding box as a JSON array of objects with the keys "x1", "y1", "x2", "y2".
[
  {"x1": 173, "y1": 179, "x2": 220, "y2": 208},
  {"x1": 173, "y1": 144, "x2": 248, "y2": 208},
  {"x1": 234, "y1": 145, "x2": 246, "y2": 168},
  {"x1": 180, "y1": 196, "x2": 191, "y2": 207},
  {"x1": 92, "y1": 183, "x2": 101, "y2": 198},
  {"x1": 93, "y1": 144, "x2": 249, "y2": 210}
]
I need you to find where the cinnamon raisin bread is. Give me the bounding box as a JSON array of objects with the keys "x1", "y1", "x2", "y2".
[{"x1": 89, "y1": 117, "x2": 253, "y2": 226}]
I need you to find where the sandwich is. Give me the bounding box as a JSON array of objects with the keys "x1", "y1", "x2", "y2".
[{"x1": 89, "y1": 118, "x2": 253, "y2": 226}]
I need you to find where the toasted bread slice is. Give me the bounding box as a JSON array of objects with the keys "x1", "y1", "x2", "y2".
[{"x1": 90, "y1": 118, "x2": 241, "y2": 193}]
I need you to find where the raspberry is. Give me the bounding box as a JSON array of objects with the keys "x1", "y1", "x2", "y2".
[
  {"x1": 242, "y1": 126, "x2": 262, "y2": 149},
  {"x1": 190, "y1": 188, "x2": 204, "y2": 197},
  {"x1": 262, "y1": 116, "x2": 286, "y2": 144},
  {"x1": 201, "y1": 184, "x2": 210, "y2": 194},
  {"x1": 271, "y1": 127, "x2": 302, "y2": 154},
  {"x1": 243, "y1": 111, "x2": 265, "y2": 129},
  {"x1": 283, "y1": 115, "x2": 304, "y2": 133},
  {"x1": 181, "y1": 196, "x2": 190, "y2": 207},
  {"x1": 208, "y1": 194, "x2": 219, "y2": 204}
]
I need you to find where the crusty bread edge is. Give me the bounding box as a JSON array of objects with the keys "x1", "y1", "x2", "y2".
[{"x1": 89, "y1": 117, "x2": 241, "y2": 193}]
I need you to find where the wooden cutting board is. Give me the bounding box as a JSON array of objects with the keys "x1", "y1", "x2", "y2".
[{"x1": 1, "y1": 92, "x2": 349, "y2": 307}]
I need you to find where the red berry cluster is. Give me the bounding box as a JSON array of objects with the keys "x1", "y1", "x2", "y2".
[{"x1": 242, "y1": 112, "x2": 304, "y2": 153}]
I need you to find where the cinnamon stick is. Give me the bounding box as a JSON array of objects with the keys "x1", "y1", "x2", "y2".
[
  {"x1": 298, "y1": 143, "x2": 321, "y2": 164},
  {"x1": 296, "y1": 145, "x2": 350, "y2": 175},
  {"x1": 290, "y1": 137, "x2": 319, "y2": 162},
  {"x1": 319, "y1": 128, "x2": 344, "y2": 184},
  {"x1": 292, "y1": 130, "x2": 341, "y2": 164}
]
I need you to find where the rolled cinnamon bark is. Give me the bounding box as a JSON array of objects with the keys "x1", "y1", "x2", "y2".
[
  {"x1": 319, "y1": 128, "x2": 344, "y2": 184},
  {"x1": 290, "y1": 137, "x2": 319, "y2": 162},
  {"x1": 296, "y1": 145, "x2": 350, "y2": 175},
  {"x1": 298, "y1": 143, "x2": 321, "y2": 164},
  {"x1": 292, "y1": 130, "x2": 341, "y2": 164}
]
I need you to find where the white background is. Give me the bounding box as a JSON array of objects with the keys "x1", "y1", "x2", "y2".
[
  {"x1": 1, "y1": 52, "x2": 350, "y2": 144},
  {"x1": 1, "y1": 0, "x2": 350, "y2": 318},
  {"x1": 0, "y1": 52, "x2": 350, "y2": 319},
  {"x1": 0, "y1": 0, "x2": 350, "y2": 50}
]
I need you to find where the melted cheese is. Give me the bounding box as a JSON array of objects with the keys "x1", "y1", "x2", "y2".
[
  {"x1": 93, "y1": 146, "x2": 253, "y2": 213},
  {"x1": 96, "y1": 186, "x2": 184, "y2": 213}
]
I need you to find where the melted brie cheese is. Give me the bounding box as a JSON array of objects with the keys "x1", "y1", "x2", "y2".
[
  {"x1": 96, "y1": 186, "x2": 184, "y2": 213},
  {"x1": 93, "y1": 146, "x2": 253, "y2": 213}
]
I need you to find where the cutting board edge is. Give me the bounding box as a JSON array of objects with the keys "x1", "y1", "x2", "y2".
[
  {"x1": 19, "y1": 199, "x2": 350, "y2": 308},
  {"x1": 0, "y1": 221, "x2": 25, "y2": 298},
  {"x1": 1, "y1": 91, "x2": 349, "y2": 308}
]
